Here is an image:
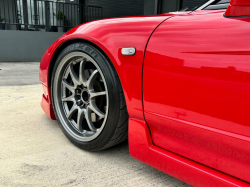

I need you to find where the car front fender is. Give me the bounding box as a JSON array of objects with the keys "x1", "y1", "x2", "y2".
[{"x1": 39, "y1": 16, "x2": 170, "y2": 120}]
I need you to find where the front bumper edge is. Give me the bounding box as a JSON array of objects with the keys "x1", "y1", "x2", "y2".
[{"x1": 41, "y1": 84, "x2": 56, "y2": 120}]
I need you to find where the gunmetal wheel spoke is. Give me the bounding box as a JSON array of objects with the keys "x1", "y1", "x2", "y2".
[
  {"x1": 79, "y1": 60, "x2": 87, "y2": 86},
  {"x1": 62, "y1": 95, "x2": 74, "y2": 102},
  {"x1": 62, "y1": 79, "x2": 74, "y2": 92},
  {"x1": 69, "y1": 64, "x2": 79, "y2": 87},
  {"x1": 77, "y1": 109, "x2": 85, "y2": 132},
  {"x1": 85, "y1": 107, "x2": 97, "y2": 132},
  {"x1": 67, "y1": 104, "x2": 78, "y2": 120},
  {"x1": 86, "y1": 69, "x2": 98, "y2": 89},
  {"x1": 89, "y1": 101, "x2": 105, "y2": 118},
  {"x1": 89, "y1": 90, "x2": 106, "y2": 99}
]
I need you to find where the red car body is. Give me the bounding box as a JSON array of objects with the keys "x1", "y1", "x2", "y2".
[{"x1": 39, "y1": 3, "x2": 250, "y2": 187}]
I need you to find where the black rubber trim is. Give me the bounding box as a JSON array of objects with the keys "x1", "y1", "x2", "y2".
[{"x1": 223, "y1": 13, "x2": 250, "y2": 18}]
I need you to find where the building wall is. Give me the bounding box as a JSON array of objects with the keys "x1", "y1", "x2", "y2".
[
  {"x1": 84, "y1": 0, "x2": 144, "y2": 18},
  {"x1": 181, "y1": 0, "x2": 205, "y2": 10},
  {"x1": 144, "y1": 0, "x2": 156, "y2": 15},
  {"x1": 160, "y1": 0, "x2": 181, "y2": 13},
  {"x1": 144, "y1": 0, "x2": 182, "y2": 16},
  {"x1": 0, "y1": 0, "x2": 19, "y2": 30},
  {"x1": 0, "y1": 0, "x2": 206, "y2": 62},
  {"x1": 0, "y1": 30, "x2": 63, "y2": 62}
]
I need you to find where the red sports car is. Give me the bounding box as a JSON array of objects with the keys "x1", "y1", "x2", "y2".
[{"x1": 39, "y1": 0, "x2": 250, "y2": 186}]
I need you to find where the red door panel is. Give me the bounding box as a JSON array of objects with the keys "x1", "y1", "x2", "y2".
[{"x1": 143, "y1": 12, "x2": 250, "y2": 183}]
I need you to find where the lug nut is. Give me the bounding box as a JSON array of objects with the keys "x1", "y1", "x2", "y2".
[
  {"x1": 76, "y1": 100, "x2": 83, "y2": 106},
  {"x1": 75, "y1": 89, "x2": 81, "y2": 95}
]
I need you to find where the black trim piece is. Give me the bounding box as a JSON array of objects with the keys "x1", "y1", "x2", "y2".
[{"x1": 223, "y1": 13, "x2": 250, "y2": 18}]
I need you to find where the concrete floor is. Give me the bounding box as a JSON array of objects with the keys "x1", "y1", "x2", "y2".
[
  {"x1": 0, "y1": 62, "x2": 40, "y2": 86},
  {"x1": 0, "y1": 63, "x2": 190, "y2": 187}
]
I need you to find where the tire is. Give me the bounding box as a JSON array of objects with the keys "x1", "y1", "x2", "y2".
[{"x1": 51, "y1": 42, "x2": 128, "y2": 151}]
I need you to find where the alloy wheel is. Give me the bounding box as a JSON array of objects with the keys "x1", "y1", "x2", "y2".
[{"x1": 54, "y1": 52, "x2": 109, "y2": 142}]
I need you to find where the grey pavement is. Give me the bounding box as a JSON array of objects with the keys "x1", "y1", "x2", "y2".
[
  {"x1": 0, "y1": 62, "x2": 190, "y2": 187},
  {"x1": 0, "y1": 62, "x2": 40, "y2": 86}
]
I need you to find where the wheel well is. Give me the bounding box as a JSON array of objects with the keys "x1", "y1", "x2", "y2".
[{"x1": 48, "y1": 38, "x2": 115, "y2": 87}]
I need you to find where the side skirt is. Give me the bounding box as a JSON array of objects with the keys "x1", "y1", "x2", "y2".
[{"x1": 128, "y1": 118, "x2": 250, "y2": 187}]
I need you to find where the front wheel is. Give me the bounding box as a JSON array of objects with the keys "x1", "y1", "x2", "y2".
[{"x1": 51, "y1": 43, "x2": 128, "y2": 151}]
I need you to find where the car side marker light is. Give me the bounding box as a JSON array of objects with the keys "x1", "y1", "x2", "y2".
[{"x1": 121, "y1": 47, "x2": 136, "y2": 56}]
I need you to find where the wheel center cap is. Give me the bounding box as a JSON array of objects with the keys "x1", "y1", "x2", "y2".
[{"x1": 81, "y1": 89, "x2": 89, "y2": 103}]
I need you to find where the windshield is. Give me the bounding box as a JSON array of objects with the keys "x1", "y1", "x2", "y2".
[{"x1": 180, "y1": 0, "x2": 214, "y2": 11}]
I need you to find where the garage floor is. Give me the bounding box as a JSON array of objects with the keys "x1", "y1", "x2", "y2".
[{"x1": 0, "y1": 62, "x2": 190, "y2": 187}]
